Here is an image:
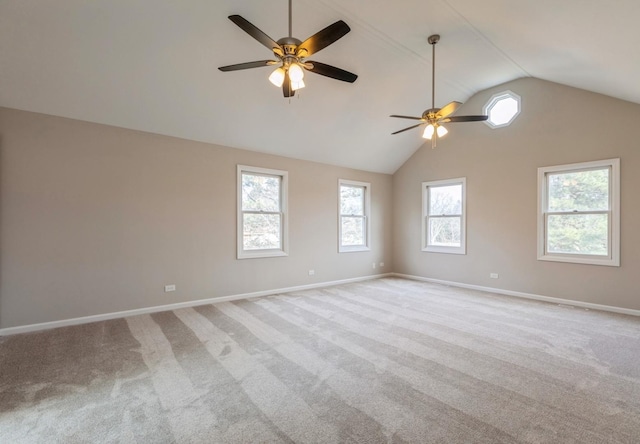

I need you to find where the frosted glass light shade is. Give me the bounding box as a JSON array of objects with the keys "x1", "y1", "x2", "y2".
[
  {"x1": 268, "y1": 67, "x2": 285, "y2": 87},
  {"x1": 288, "y1": 63, "x2": 304, "y2": 82},
  {"x1": 422, "y1": 124, "x2": 435, "y2": 139},
  {"x1": 437, "y1": 125, "x2": 448, "y2": 137},
  {"x1": 291, "y1": 79, "x2": 305, "y2": 91}
]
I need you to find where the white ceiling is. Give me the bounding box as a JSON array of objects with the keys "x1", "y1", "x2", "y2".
[{"x1": 2, "y1": 0, "x2": 639, "y2": 174}]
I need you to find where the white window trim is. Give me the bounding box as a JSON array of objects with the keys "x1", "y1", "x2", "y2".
[
  {"x1": 483, "y1": 90, "x2": 521, "y2": 128},
  {"x1": 237, "y1": 165, "x2": 289, "y2": 259},
  {"x1": 537, "y1": 158, "x2": 620, "y2": 267},
  {"x1": 338, "y1": 179, "x2": 371, "y2": 253},
  {"x1": 422, "y1": 177, "x2": 466, "y2": 255}
]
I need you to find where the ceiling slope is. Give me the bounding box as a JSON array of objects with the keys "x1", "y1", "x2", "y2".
[{"x1": 1, "y1": 0, "x2": 638, "y2": 173}]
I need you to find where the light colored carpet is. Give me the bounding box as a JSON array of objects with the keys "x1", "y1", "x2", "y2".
[{"x1": 1, "y1": 277, "x2": 639, "y2": 443}]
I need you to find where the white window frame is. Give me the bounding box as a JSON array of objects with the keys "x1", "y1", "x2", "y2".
[
  {"x1": 537, "y1": 158, "x2": 620, "y2": 267},
  {"x1": 338, "y1": 179, "x2": 371, "y2": 253},
  {"x1": 422, "y1": 178, "x2": 466, "y2": 255},
  {"x1": 483, "y1": 90, "x2": 521, "y2": 128},
  {"x1": 237, "y1": 165, "x2": 288, "y2": 259}
]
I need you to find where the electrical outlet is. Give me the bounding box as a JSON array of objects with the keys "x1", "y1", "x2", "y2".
[
  {"x1": 380, "y1": 262, "x2": 385, "y2": 267},
  {"x1": 308, "y1": 270, "x2": 315, "y2": 276},
  {"x1": 490, "y1": 273, "x2": 499, "y2": 279},
  {"x1": 372, "y1": 262, "x2": 376, "y2": 269},
  {"x1": 164, "y1": 284, "x2": 176, "y2": 292}
]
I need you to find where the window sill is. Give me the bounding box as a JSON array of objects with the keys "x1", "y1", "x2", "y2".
[
  {"x1": 238, "y1": 250, "x2": 288, "y2": 260},
  {"x1": 423, "y1": 246, "x2": 466, "y2": 255},
  {"x1": 339, "y1": 246, "x2": 370, "y2": 253},
  {"x1": 537, "y1": 254, "x2": 619, "y2": 267}
]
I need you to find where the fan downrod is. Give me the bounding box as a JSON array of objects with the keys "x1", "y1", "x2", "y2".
[{"x1": 389, "y1": 33, "x2": 488, "y2": 140}]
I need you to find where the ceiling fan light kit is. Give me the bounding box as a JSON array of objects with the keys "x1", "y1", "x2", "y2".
[
  {"x1": 218, "y1": 0, "x2": 358, "y2": 98},
  {"x1": 390, "y1": 34, "x2": 488, "y2": 148},
  {"x1": 218, "y1": 6, "x2": 486, "y2": 144},
  {"x1": 422, "y1": 123, "x2": 448, "y2": 139}
]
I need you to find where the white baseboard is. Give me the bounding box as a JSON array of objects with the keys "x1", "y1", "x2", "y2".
[
  {"x1": 0, "y1": 273, "x2": 393, "y2": 336},
  {"x1": 5, "y1": 271, "x2": 634, "y2": 336},
  {"x1": 393, "y1": 273, "x2": 640, "y2": 317}
]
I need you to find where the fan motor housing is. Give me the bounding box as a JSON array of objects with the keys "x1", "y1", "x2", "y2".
[
  {"x1": 422, "y1": 108, "x2": 440, "y2": 120},
  {"x1": 277, "y1": 37, "x2": 302, "y2": 55}
]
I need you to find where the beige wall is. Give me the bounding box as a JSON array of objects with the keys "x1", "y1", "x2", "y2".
[
  {"x1": 3, "y1": 76, "x2": 639, "y2": 330},
  {"x1": 392, "y1": 77, "x2": 640, "y2": 311},
  {"x1": 0, "y1": 107, "x2": 393, "y2": 329}
]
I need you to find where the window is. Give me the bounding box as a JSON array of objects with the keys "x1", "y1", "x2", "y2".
[
  {"x1": 422, "y1": 178, "x2": 466, "y2": 254},
  {"x1": 237, "y1": 165, "x2": 288, "y2": 259},
  {"x1": 483, "y1": 91, "x2": 521, "y2": 128},
  {"x1": 339, "y1": 179, "x2": 370, "y2": 252},
  {"x1": 537, "y1": 158, "x2": 620, "y2": 266}
]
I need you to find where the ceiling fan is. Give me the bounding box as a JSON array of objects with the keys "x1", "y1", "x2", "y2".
[
  {"x1": 390, "y1": 34, "x2": 487, "y2": 148},
  {"x1": 218, "y1": 0, "x2": 357, "y2": 98}
]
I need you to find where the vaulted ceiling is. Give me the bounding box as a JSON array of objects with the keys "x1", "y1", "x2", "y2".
[{"x1": 2, "y1": 0, "x2": 639, "y2": 173}]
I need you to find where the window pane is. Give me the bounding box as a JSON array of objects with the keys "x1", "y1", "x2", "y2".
[
  {"x1": 547, "y1": 213, "x2": 608, "y2": 256},
  {"x1": 548, "y1": 168, "x2": 609, "y2": 212},
  {"x1": 243, "y1": 213, "x2": 281, "y2": 250},
  {"x1": 488, "y1": 96, "x2": 519, "y2": 125},
  {"x1": 429, "y1": 185, "x2": 462, "y2": 215},
  {"x1": 341, "y1": 216, "x2": 365, "y2": 246},
  {"x1": 428, "y1": 216, "x2": 461, "y2": 247},
  {"x1": 340, "y1": 185, "x2": 364, "y2": 215},
  {"x1": 242, "y1": 173, "x2": 280, "y2": 212}
]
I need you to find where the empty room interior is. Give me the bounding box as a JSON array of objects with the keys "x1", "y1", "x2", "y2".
[{"x1": 1, "y1": 0, "x2": 639, "y2": 442}]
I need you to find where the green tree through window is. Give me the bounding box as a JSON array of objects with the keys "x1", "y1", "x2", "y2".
[
  {"x1": 242, "y1": 173, "x2": 282, "y2": 250},
  {"x1": 546, "y1": 169, "x2": 609, "y2": 255},
  {"x1": 538, "y1": 158, "x2": 619, "y2": 267},
  {"x1": 339, "y1": 179, "x2": 370, "y2": 252},
  {"x1": 237, "y1": 165, "x2": 288, "y2": 259},
  {"x1": 422, "y1": 178, "x2": 466, "y2": 255}
]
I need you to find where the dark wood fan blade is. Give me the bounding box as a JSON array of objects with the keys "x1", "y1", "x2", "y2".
[
  {"x1": 283, "y1": 70, "x2": 294, "y2": 97},
  {"x1": 443, "y1": 115, "x2": 488, "y2": 122},
  {"x1": 390, "y1": 115, "x2": 424, "y2": 121},
  {"x1": 437, "y1": 101, "x2": 462, "y2": 118},
  {"x1": 306, "y1": 61, "x2": 357, "y2": 83},
  {"x1": 392, "y1": 123, "x2": 425, "y2": 135},
  {"x1": 297, "y1": 20, "x2": 350, "y2": 57},
  {"x1": 218, "y1": 60, "x2": 278, "y2": 71},
  {"x1": 228, "y1": 15, "x2": 282, "y2": 52}
]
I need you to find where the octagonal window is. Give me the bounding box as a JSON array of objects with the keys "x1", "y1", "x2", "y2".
[{"x1": 483, "y1": 91, "x2": 521, "y2": 128}]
